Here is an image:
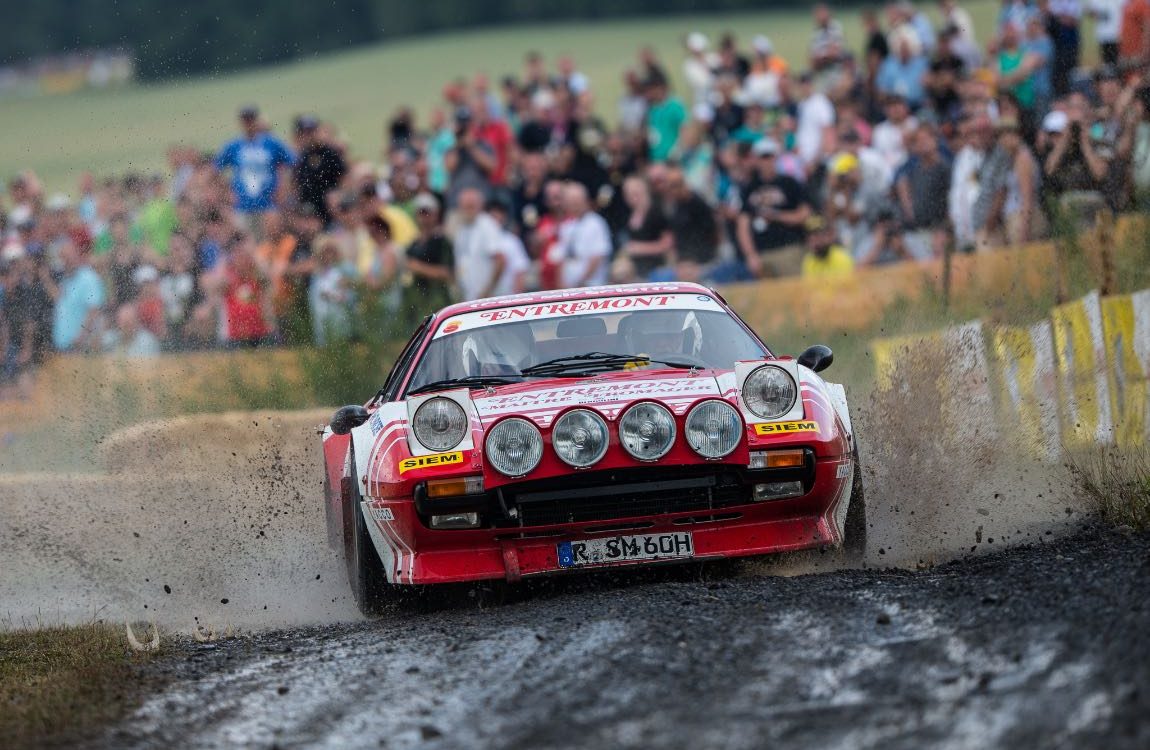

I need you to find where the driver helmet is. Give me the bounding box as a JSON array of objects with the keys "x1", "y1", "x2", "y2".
[
  {"x1": 461, "y1": 325, "x2": 534, "y2": 376},
  {"x1": 622, "y1": 310, "x2": 688, "y2": 357}
]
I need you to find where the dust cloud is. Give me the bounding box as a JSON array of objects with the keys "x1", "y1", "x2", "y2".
[
  {"x1": 0, "y1": 411, "x2": 358, "y2": 632},
  {"x1": 753, "y1": 330, "x2": 1082, "y2": 577}
]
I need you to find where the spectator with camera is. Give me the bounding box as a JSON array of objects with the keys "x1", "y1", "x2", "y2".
[
  {"x1": 444, "y1": 107, "x2": 496, "y2": 209},
  {"x1": 1043, "y1": 94, "x2": 1115, "y2": 225},
  {"x1": 824, "y1": 151, "x2": 893, "y2": 264}
]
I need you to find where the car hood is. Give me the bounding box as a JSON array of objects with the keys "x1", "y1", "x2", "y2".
[{"x1": 469, "y1": 369, "x2": 733, "y2": 428}]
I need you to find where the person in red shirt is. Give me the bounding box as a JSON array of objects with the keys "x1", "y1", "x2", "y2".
[
  {"x1": 221, "y1": 233, "x2": 276, "y2": 347},
  {"x1": 471, "y1": 95, "x2": 513, "y2": 187},
  {"x1": 531, "y1": 179, "x2": 567, "y2": 290},
  {"x1": 1121, "y1": 0, "x2": 1150, "y2": 66},
  {"x1": 132, "y1": 265, "x2": 169, "y2": 342}
]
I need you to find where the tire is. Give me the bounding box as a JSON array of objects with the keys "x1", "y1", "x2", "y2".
[
  {"x1": 345, "y1": 445, "x2": 390, "y2": 616},
  {"x1": 843, "y1": 447, "x2": 867, "y2": 558}
]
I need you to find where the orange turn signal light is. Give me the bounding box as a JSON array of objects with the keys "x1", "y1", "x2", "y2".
[
  {"x1": 766, "y1": 450, "x2": 806, "y2": 468},
  {"x1": 749, "y1": 449, "x2": 806, "y2": 469},
  {"x1": 426, "y1": 476, "x2": 484, "y2": 498}
]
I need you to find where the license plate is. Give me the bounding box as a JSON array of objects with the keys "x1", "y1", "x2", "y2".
[{"x1": 557, "y1": 532, "x2": 694, "y2": 568}]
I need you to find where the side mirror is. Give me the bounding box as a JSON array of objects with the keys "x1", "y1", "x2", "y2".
[
  {"x1": 797, "y1": 344, "x2": 833, "y2": 373},
  {"x1": 330, "y1": 405, "x2": 370, "y2": 435}
]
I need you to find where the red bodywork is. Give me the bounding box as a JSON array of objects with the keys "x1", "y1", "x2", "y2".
[{"x1": 323, "y1": 283, "x2": 853, "y2": 585}]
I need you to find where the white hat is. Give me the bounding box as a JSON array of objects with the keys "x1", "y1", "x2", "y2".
[
  {"x1": 686, "y1": 32, "x2": 709, "y2": 53},
  {"x1": 752, "y1": 35, "x2": 773, "y2": 55},
  {"x1": 412, "y1": 192, "x2": 439, "y2": 212},
  {"x1": 132, "y1": 264, "x2": 159, "y2": 285},
  {"x1": 752, "y1": 138, "x2": 780, "y2": 156},
  {"x1": 1042, "y1": 110, "x2": 1069, "y2": 133}
]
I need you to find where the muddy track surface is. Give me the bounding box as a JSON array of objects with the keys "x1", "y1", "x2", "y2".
[{"x1": 98, "y1": 527, "x2": 1149, "y2": 750}]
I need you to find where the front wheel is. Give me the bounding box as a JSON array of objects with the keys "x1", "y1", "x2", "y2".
[
  {"x1": 843, "y1": 447, "x2": 867, "y2": 558},
  {"x1": 346, "y1": 447, "x2": 389, "y2": 616}
]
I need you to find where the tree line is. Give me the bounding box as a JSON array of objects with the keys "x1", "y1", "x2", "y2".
[{"x1": 4, "y1": 0, "x2": 809, "y2": 81}]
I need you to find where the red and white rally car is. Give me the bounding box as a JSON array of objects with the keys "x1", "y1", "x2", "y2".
[{"x1": 322, "y1": 282, "x2": 864, "y2": 613}]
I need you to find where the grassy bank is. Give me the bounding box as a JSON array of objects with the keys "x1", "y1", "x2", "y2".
[
  {"x1": 1070, "y1": 448, "x2": 1150, "y2": 531},
  {"x1": 0, "y1": 622, "x2": 163, "y2": 747}
]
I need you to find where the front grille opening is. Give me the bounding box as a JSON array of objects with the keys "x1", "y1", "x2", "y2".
[
  {"x1": 673, "y1": 513, "x2": 743, "y2": 526},
  {"x1": 510, "y1": 469, "x2": 754, "y2": 527}
]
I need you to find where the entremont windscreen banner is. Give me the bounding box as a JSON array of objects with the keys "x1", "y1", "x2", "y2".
[{"x1": 434, "y1": 291, "x2": 719, "y2": 338}]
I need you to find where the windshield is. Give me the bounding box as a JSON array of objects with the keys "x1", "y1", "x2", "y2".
[{"x1": 404, "y1": 294, "x2": 767, "y2": 395}]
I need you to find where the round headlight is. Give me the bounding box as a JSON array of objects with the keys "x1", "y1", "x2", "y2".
[
  {"x1": 742, "y1": 365, "x2": 797, "y2": 420},
  {"x1": 619, "y1": 402, "x2": 676, "y2": 461},
  {"x1": 685, "y1": 400, "x2": 742, "y2": 459},
  {"x1": 485, "y1": 418, "x2": 544, "y2": 477},
  {"x1": 552, "y1": 409, "x2": 610, "y2": 468},
  {"x1": 412, "y1": 397, "x2": 468, "y2": 452}
]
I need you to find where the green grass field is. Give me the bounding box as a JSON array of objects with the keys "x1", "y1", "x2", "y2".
[{"x1": 1, "y1": 1, "x2": 1022, "y2": 191}]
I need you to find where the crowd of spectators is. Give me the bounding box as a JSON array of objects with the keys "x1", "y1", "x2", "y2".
[{"x1": 4, "y1": 0, "x2": 1150, "y2": 399}]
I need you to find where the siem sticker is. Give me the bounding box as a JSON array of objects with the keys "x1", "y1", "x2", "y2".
[
  {"x1": 399, "y1": 451, "x2": 465, "y2": 474},
  {"x1": 370, "y1": 507, "x2": 395, "y2": 521},
  {"x1": 836, "y1": 461, "x2": 852, "y2": 480},
  {"x1": 754, "y1": 421, "x2": 820, "y2": 436}
]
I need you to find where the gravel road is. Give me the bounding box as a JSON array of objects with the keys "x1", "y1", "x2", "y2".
[{"x1": 100, "y1": 526, "x2": 1150, "y2": 750}]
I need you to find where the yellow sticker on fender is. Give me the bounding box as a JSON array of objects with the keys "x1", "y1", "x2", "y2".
[
  {"x1": 754, "y1": 421, "x2": 820, "y2": 435},
  {"x1": 399, "y1": 451, "x2": 464, "y2": 473}
]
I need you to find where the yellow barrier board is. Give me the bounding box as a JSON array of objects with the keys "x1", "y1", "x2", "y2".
[
  {"x1": 1100, "y1": 293, "x2": 1150, "y2": 448},
  {"x1": 989, "y1": 321, "x2": 1060, "y2": 461},
  {"x1": 1049, "y1": 291, "x2": 1112, "y2": 448}
]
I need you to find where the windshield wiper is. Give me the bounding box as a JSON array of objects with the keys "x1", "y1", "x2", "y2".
[
  {"x1": 406, "y1": 375, "x2": 522, "y2": 396},
  {"x1": 520, "y1": 352, "x2": 695, "y2": 378}
]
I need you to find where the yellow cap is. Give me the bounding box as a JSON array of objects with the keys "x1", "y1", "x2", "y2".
[{"x1": 830, "y1": 152, "x2": 859, "y2": 176}]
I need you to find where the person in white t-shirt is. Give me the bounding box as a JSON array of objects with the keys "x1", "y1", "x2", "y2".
[
  {"x1": 450, "y1": 187, "x2": 505, "y2": 301},
  {"x1": 871, "y1": 94, "x2": 919, "y2": 171},
  {"x1": 486, "y1": 199, "x2": 532, "y2": 297},
  {"x1": 795, "y1": 72, "x2": 836, "y2": 170},
  {"x1": 682, "y1": 32, "x2": 716, "y2": 107},
  {"x1": 552, "y1": 183, "x2": 612, "y2": 289}
]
